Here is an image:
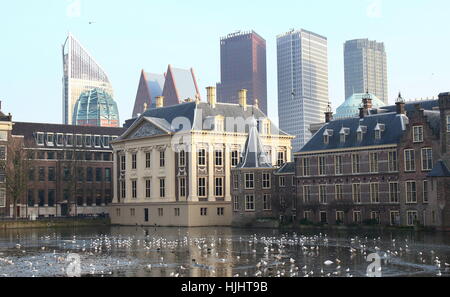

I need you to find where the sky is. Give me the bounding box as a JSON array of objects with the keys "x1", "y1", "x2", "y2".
[{"x1": 0, "y1": 0, "x2": 449, "y2": 126}]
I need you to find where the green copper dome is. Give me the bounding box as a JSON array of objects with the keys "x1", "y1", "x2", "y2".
[
  {"x1": 72, "y1": 88, "x2": 120, "y2": 127},
  {"x1": 335, "y1": 93, "x2": 385, "y2": 119}
]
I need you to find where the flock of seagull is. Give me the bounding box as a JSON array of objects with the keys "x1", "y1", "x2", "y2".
[{"x1": 0, "y1": 231, "x2": 448, "y2": 277}]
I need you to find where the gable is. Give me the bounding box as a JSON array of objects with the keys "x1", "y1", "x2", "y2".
[{"x1": 128, "y1": 121, "x2": 168, "y2": 140}]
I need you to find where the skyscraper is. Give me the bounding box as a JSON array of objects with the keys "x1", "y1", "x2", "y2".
[
  {"x1": 217, "y1": 31, "x2": 267, "y2": 114},
  {"x1": 277, "y1": 29, "x2": 329, "y2": 151},
  {"x1": 132, "y1": 70, "x2": 165, "y2": 118},
  {"x1": 344, "y1": 39, "x2": 388, "y2": 104},
  {"x1": 62, "y1": 33, "x2": 114, "y2": 125}
]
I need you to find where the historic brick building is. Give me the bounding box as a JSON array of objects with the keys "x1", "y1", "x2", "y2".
[
  {"x1": 294, "y1": 92, "x2": 450, "y2": 230},
  {"x1": 0, "y1": 115, "x2": 125, "y2": 218}
]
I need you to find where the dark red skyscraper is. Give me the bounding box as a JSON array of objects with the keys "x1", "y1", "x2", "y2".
[{"x1": 217, "y1": 31, "x2": 268, "y2": 114}]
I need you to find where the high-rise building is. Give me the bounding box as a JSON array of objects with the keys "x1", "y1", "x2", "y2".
[
  {"x1": 217, "y1": 31, "x2": 267, "y2": 114},
  {"x1": 62, "y1": 33, "x2": 114, "y2": 125},
  {"x1": 132, "y1": 70, "x2": 165, "y2": 118},
  {"x1": 344, "y1": 39, "x2": 388, "y2": 104},
  {"x1": 277, "y1": 29, "x2": 329, "y2": 151}
]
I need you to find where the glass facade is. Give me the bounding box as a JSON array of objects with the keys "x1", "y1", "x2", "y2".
[
  {"x1": 277, "y1": 29, "x2": 329, "y2": 151},
  {"x1": 62, "y1": 34, "x2": 115, "y2": 125}
]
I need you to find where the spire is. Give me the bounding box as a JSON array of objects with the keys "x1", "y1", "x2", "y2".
[{"x1": 236, "y1": 118, "x2": 272, "y2": 168}]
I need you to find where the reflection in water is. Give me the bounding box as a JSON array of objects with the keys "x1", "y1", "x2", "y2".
[{"x1": 0, "y1": 227, "x2": 449, "y2": 277}]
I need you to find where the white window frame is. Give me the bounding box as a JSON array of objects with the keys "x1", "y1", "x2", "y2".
[
  {"x1": 370, "y1": 183, "x2": 380, "y2": 203},
  {"x1": 404, "y1": 149, "x2": 416, "y2": 172},
  {"x1": 215, "y1": 177, "x2": 224, "y2": 197},
  {"x1": 145, "y1": 179, "x2": 151, "y2": 199},
  {"x1": 159, "y1": 178, "x2": 165, "y2": 198},
  {"x1": 318, "y1": 156, "x2": 326, "y2": 176},
  {"x1": 198, "y1": 149, "x2": 206, "y2": 166},
  {"x1": 406, "y1": 181, "x2": 417, "y2": 204},
  {"x1": 245, "y1": 173, "x2": 254, "y2": 189},
  {"x1": 215, "y1": 150, "x2": 223, "y2": 167},
  {"x1": 263, "y1": 194, "x2": 272, "y2": 211},
  {"x1": 179, "y1": 150, "x2": 186, "y2": 167},
  {"x1": 198, "y1": 177, "x2": 207, "y2": 197},
  {"x1": 262, "y1": 172, "x2": 271, "y2": 189},
  {"x1": 423, "y1": 180, "x2": 429, "y2": 203},
  {"x1": 36, "y1": 132, "x2": 45, "y2": 146},
  {"x1": 319, "y1": 185, "x2": 327, "y2": 204},
  {"x1": 179, "y1": 177, "x2": 186, "y2": 198},
  {"x1": 0, "y1": 188, "x2": 5, "y2": 208},
  {"x1": 335, "y1": 184, "x2": 343, "y2": 200},
  {"x1": 421, "y1": 148, "x2": 433, "y2": 171},
  {"x1": 279, "y1": 176, "x2": 286, "y2": 188},
  {"x1": 407, "y1": 211, "x2": 418, "y2": 226},
  {"x1": 233, "y1": 196, "x2": 239, "y2": 211},
  {"x1": 303, "y1": 185, "x2": 311, "y2": 203},
  {"x1": 245, "y1": 195, "x2": 255, "y2": 212},
  {"x1": 413, "y1": 126, "x2": 424, "y2": 143},
  {"x1": 352, "y1": 183, "x2": 361, "y2": 204},
  {"x1": 389, "y1": 182, "x2": 399, "y2": 203}
]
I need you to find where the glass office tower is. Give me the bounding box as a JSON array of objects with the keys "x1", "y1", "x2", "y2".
[
  {"x1": 344, "y1": 39, "x2": 388, "y2": 104},
  {"x1": 277, "y1": 29, "x2": 329, "y2": 152},
  {"x1": 62, "y1": 33, "x2": 114, "y2": 125}
]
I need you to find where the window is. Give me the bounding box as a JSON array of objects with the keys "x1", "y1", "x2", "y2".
[
  {"x1": 121, "y1": 181, "x2": 126, "y2": 199},
  {"x1": 245, "y1": 173, "x2": 254, "y2": 189},
  {"x1": 131, "y1": 180, "x2": 137, "y2": 199},
  {"x1": 198, "y1": 149, "x2": 206, "y2": 166},
  {"x1": 233, "y1": 196, "x2": 239, "y2": 211},
  {"x1": 179, "y1": 178, "x2": 186, "y2": 198},
  {"x1": 36, "y1": 133, "x2": 45, "y2": 146},
  {"x1": 0, "y1": 189, "x2": 5, "y2": 208},
  {"x1": 353, "y1": 211, "x2": 362, "y2": 224},
  {"x1": 352, "y1": 154, "x2": 360, "y2": 174},
  {"x1": 423, "y1": 180, "x2": 429, "y2": 203},
  {"x1": 200, "y1": 208, "x2": 208, "y2": 216},
  {"x1": 66, "y1": 134, "x2": 74, "y2": 147},
  {"x1": 159, "y1": 150, "x2": 165, "y2": 168},
  {"x1": 48, "y1": 189, "x2": 55, "y2": 207},
  {"x1": 145, "y1": 152, "x2": 151, "y2": 168},
  {"x1": 390, "y1": 211, "x2": 400, "y2": 226},
  {"x1": 116, "y1": 208, "x2": 121, "y2": 217},
  {"x1": 76, "y1": 135, "x2": 83, "y2": 147},
  {"x1": 103, "y1": 136, "x2": 110, "y2": 148},
  {"x1": 105, "y1": 168, "x2": 111, "y2": 182},
  {"x1": 407, "y1": 211, "x2": 418, "y2": 226},
  {"x1": 198, "y1": 177, "x2": 207, "y2": 197},
  {"x1": 28, "y1": 190, "x2": 35, "y2": 207},
  {"x1": 302, "y1": 158, "x2": 310, "y2": 176},
  {"x1": 175, "y1": 208, "x2": 180, "y2": 217},
  {"x1": 145, "y1": 179, "x2": 151, "y2": 198},
  {"x1": 318, "y1": 156, "x2": 326, "y2": 176},
  {"x1": 215, "y1": 150, "x2": 223, "y2": 167},
  {"x1": 279, "y1": 176, "x2": 286, "y2": 188},
  {"x1": 245, "y1": 195, "x2": 255, "y2": 211},
  {"x1": 158, "y1": 208, "x2": 164, "y2": 217},
  {"x1": 357, "y1": 131, "x2": 363, "y2": 142},
  {"x1": 84, "y1": 135, "x2": 91, "y2": 147},
  {"x1": 95, "y1": 168, "x2": 102, "y2": 182},
  {"x1": 159, "y1": 179, "x2": 165, "y2": 198},
  {"x1": 263, "y1": 194, "x2": 271, "y2": 210},
  {"x1": 38, "y1": 190, "x2": 45, "y2": 207},
  {"x1": 263, "y1": 122, "x2": 271, "y2": 135},
  {"x1": 369, "y1": 152, "x2": 379, "y2": 173},
  {"x1": 120, "y1": 155, "x2": 126, "y2": 172},
  {"x1": 323, "y1": 134, "x2": 329, "y2": 145},
  {"x1": 303, "y1": 186, "x2": 311, "y2": 203},
  {"x1": 277, "y1": 151, "x2": 285, "y2": 167},
  {"x1": 0, "y1": 131, "x2": 7, "y2": 141},
  {"x1": 336, "y1": 211, "x2": 345, "y2": 223},
  {"x1": 130, "y1": 208, "x2": 136, "y2": 217},
  {"x1": 304, "y1": 211, "x2": 312, "y2": 221},
  {"x1": 406, "y1": 181, "x2": 417, "y2": 203},
  {"x1": 370, "y1": 183, "x2": 379, "y2": 203},
  {"x1": 389, "y1": 182, "x2": 399, "y2": 203},
  {"x1": 352, "y1": 184, "x2": 361, "y2": 203},
  {"x1": 388, "y1": 151, "x2": 398, "y2": 172},
  {"x1": 262, "y1": 173, "x2": 271, "y2": 189},
  {"x1": 132, "y1": 153, "x2": 137, "y2": 170},
  {"x1": 48, "y1": 167, "x2": 56, "y2": 182},
  {"x1": 413, "y1": 126, "x2": 424, "y2": 143},
  {"x1": 233, "y1": 174, "x2": 239, "y2": 190},
  {"x1": 215, "y1": 177, "x2": 224, "y2": 197},
  {"x1": 0, "y1": 146, "x2": 5, "y2": 161},
  {"x1": 93, "y1": 135, "x2": 101, "y2": 147},
  {"x1": 335, "y1": 156, "x2": 343, "y2": 175},
  {"x1": 371, "y1": 212, "x2": 380, "y2": 224},
  {"x1": 319, "y1": 185, "x2": 327, "y2": 204},
  {"x1": 421, "y1": 148, "x2": 433, "y2": 171},
  {"x1": 86, "y1": 168, "x2": 93, "y2": 182},
  {"x1": 39, "y1": 167, "x2": 45, "y2": 181},
  {"x1": 335, "y1": 185, "x2": 343, "y2": 200},
  {"x1": 404, "y1": 149, "x2": 416, "y2": 172},
  {"x1": 231, "y1": 151, "x2": 240, "y2": 167},
  {"x1": 447, "y1": 115, "x2": 450, "y2": 132},
  {"x1": 179, "y1": 150, "x2": 186, "y2": 167},
  {"x1": 374, "y1": 130, "x2": 381, "y2": 140},
  {"x1": 217, "y1": 207, "x2": 225, "y2": 216},
  {"x1": 46, "y1": 133, "x2": 54, "y2": 146},
  {"x1": 215, "y1": 118, "x2": 224, "y2": 132}
]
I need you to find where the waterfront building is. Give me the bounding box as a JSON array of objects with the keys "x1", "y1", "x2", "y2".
[
  {"x1": 294, "y1": 93, "x2": 450, "y2": 230},
  {"x1": 217, "y1": 31, "x2": 268, "y2": 114},
  {"x1": 277, "y1": 29, "x2": 329, "y2": 151},
  {"x1": 344, "y1": 39, "x2": 388, "y2": 104},
  {"x1": 62, "y1": 33, "x2": 115, "y2": 125},
  {"x1": 0, "y1": 116, "x2": 125, "y2": 218},
  {"x1": 132, "y1": 70, "x2": 165, "y2": 118},
  {"x1": 72, "y1": 88, "x2": 120, "y2": 127},
  {"x1": 0, "y1": 101, "x2": 13, "y2": 217},
  {"x1": 109, "y1": 87, "x2": 294, "y2": 227}
]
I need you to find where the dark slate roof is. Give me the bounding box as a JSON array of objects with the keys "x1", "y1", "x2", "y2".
[
  {"x1": 124, "y1": 101, "x2": 289, "y2": 136},
  {"x1": 275, "y1": 162, "x2": 295, "y2": 175},
  {"x1": 235, "y1": 119, "x2": 272, "y2": 169},
  {"x1": 299, "y1": 112, "x2": 407, "y2": 153},
  {"x1": 428, "y1": 160, "x2": 450, "y2": 177},
  {"x1": 423, "y1": 110, "x2": 441, "y2": 136},
  {"x1": 379, "y1": 99, "x2": 439, "y2": 113}
]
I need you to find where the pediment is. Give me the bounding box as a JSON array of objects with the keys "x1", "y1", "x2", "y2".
[{"x1": 127, "y1": 121, "x2": 168, "y2": 140}]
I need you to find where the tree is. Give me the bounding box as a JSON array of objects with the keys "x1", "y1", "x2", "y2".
[{"x1": 1, "y1": 137, "x2": 30, "y2": 219}]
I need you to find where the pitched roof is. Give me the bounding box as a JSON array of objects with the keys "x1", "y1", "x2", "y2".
[
  {"x1": 378, "y1": 99, "x2": 439, "y2": 113},
  {"x1": 428, "y1": 160, "x2": 450, "y2": 177},
  {"x1": 132, "y1": 71, "x2": 166, "y2": 118},
  {"x1": 299, "y1": 112, "x2": 408, "y2": 153},
  {"x1": 162, "y1": 65, "x2": 200, "y2": 105},
  {"x1": 275, "y1": 162, "x2": 295, "y2": 174},
  {"x1": 235, "y1": 118, "x2": 272, "y2": 169}
]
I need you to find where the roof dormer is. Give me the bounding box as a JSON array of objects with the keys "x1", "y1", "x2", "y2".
[
  {"x1": 323, "y1": 129, "x2": 334, "y2": 144},
  {"x1": 339, "y1": 127, "x2": 350, "y2": 143},
  {"x1": 356, "y1": 125, "x2": 367, "y2": 142},
  {"x1": 374, "y1": 123, "x2": 385, "y2": 140}
]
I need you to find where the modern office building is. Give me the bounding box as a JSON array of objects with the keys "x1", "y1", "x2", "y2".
[
  {"x1": 132, "y1": 70, "x2": 165, "y2": 118},
  {"x1": 62, "y1": 33, "x2": 115, "y2": 125},
  {"x1": 344, "y1": 39, "x2": 388, "y2": 104},
  {"x1": 217, "y1": 31, "x2": 268, "y2": 114},
  {"x1": 72, "y1": 88, "x2": 120, "y2": 127},
  {"x1": 162, "y1": 65, "x2": 201, "y2": 106},
  {"x1": 277, "y1": 29, "x2": 329, "y2": 152},
  {"x1": 335, "y1": 92, "x2": 385, "y2": 119}
]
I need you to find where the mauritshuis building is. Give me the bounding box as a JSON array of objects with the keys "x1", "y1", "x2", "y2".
[
  {"x1": 277, "y1": 29, "x2": 329, "y2": 152},
  {"x1": 62, "y1": 34, "x2": 120, "y2": 128}
]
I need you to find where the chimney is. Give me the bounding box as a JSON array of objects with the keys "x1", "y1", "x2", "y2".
[
  {"x1": 206, "y1": 86, "x2": 216, "y2": 108},
  {"x1": 359, "y1": 107, "x2": 365, "y2": 119},
  {"x1": 325, "y1": 102, "x2": 333, "y2": 123},
  {"x1": 156, "y1": 96, "x2": 164, "y2": 108},
  {"x1": 239, "y1": 89, "x2": 248, "y2": 111},
  {"x1": 395, "y1": 92, "x2": 406, "y2": 114},
  {"x1": 362, "y1": 91, "x2": 373, "y2": 110},
  {"x1": 254, "y1": 98, "x2": 259, "y2": 109}
]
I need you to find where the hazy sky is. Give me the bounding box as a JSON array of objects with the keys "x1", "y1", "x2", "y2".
[{"x1": 1, "y1": 0, "x2": 449, "y2": 125}]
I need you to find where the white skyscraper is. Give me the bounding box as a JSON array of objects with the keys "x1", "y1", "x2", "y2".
[
  {"x1": 277, "y1": 29, "x2": 329, "y2": 152},
  {"x1": 62, "y1": 33, "x2": 114, "y2": 125}
]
